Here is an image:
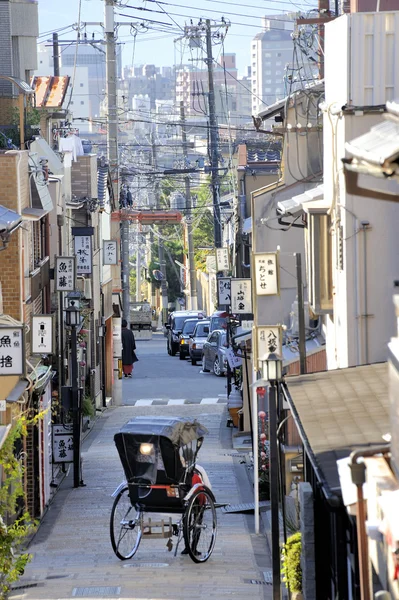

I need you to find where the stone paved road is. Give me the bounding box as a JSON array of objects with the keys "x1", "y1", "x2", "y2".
[{"x1": 10, "y1": 337, "x2": 272, "y2": 600}]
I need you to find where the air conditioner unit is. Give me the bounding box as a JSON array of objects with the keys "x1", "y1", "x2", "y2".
[{"x1": 84, "y1": 278, "x2": 92, "y2": 300}]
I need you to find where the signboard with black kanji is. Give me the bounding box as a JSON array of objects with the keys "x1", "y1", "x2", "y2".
[
  {"x1": 52, "y1": 425, "x2": 73, "y2": 463},
  {"x1": 254, "y1": 252, "x2": 279, "y2": 296},
  {"x1": 74, "y1": 235, "x2": 92, "y2": 274},
  {"x1": 231, "y1": 278, "x2": 252, "y2": 314},
  {"x1": 216, "y1": 247, "x2": 230, "y2": 272},
  {"x1": 103, "y1": 240, "x2": 118, "y2": 265},
  {"x1": 32, "y1": 315, "x2": 54, "y2": 355},
  {"x1": 55, "y1": 256, "x2": 76, "y2": 292},
  {"x1": 0, "y1": 326, "x2": 24, "y2": 375},
  {"x1": 217, "y1": 277, "x2": 231, "y2": 305},
  {"x1": 255, "y1": 325, "x2": 282, "y2": 363}
]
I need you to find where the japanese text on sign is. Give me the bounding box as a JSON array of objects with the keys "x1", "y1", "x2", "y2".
[
  {"x1": 254, "y1": 253, "x2": 279, "y2": 296},
  {"x1": 74, "y1": 236, "x2": 92, "y2": 274},
  {"x1": 256, "y1": 326, "x2": 282, "y2": 361},
  {"x1": 216, "y1": 248, "x2": 230, "y2": 272},
  {"x1": 0, "y1": 327, "x2": 24, "y2": 375},
  {"x1": 103, "y1": 240, "x2": 118, "y2": 265},
  {"x1": 52, "y1": 425, "x2": 73, "y2": 463},
  {"x1": 55, "y1": 256, "x2": 75, "y2": 292},
  {"x1": 217, "y1": 277, "x2": 231, "y2": 305},
  {"x1": 32, "y1": 315, "x2": 53, "y2": 354},
  {"x1": 231, "y1": 279, "x2": 252, "y2": 314}
]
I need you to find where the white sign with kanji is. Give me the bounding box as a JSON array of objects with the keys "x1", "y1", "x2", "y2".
[
  {"x1": 55, "y1": 256, "x2": 76, "y2": 292},
  {"x1": 216, "y1": 247, "x2": 230, "y2": 272},
  {"x1": 74, "y1": 235, "x2": 92, "y2": 274},
  {"x1": 256, "y1": 325, "x2": 282, "y2": 362},
  {"x1": 225, "y1": 347, "x2": 243, "y2": 369},
  {"x1": 52, "y1": 425, "x2": 73, "y2": 463},
  {"x1": 231, "y1": 278, "x2": 252, "y2": 314},
  {"x1": 217, "y1": 277, "x2": 231, "y2": 305},
  {"x1": 32, "y1": 315, "x2": 54, "y2": 354},
  {"x1": 103, "y1": 240, "x2": 118, "y2": 265},
  {"x1": 0, "y1": 326, "x2": 24, "y2": 375},
  {"x1": 254, "y1": 253, "x2": 279, "y2": 296}
]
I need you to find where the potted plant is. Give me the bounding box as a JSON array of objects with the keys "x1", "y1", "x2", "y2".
[
  {"x1": 82, "y1": 395, "x2": 95, "y2": 431},
  {"x1": 281, "y1": 532, "x2": 302, "y2": 599}
]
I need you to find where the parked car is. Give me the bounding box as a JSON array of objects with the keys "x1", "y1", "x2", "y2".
[
  {"x1": 165, "y1": 310, "x2": 206, "y2": 356},
  {"x1": 201, "y1": 329, "x2": 228, "y2": 376},
  {"x1": 178, "y1": 318, "x2": 203, "y2": 361},
  {"x1": 188, "y1": 320, "x2": 210, "y2": 366},
  {"x1": 209, "y1": 311, "x2": 228, "y2": 333}
]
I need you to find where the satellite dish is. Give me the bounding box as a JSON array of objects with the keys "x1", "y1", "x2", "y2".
[{"x1": 152, "y1": 269, "x2": 164, "y2": 281}]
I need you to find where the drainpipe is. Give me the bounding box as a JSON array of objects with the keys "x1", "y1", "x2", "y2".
[
  {"x1": 349, "y1": 445, "x2": 390, "y2": 600},
  {"x1": 361, "y1": 221, "x2": 370, "y2": 364},
  {"x1": 238, "y1": 169, "x2": 246, "y2": 278}
]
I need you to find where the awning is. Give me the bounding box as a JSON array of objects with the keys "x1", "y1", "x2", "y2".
[
  {"x1": 30, "y1": 138, "x2": 64, "y2": 176},
  {"x1": 97, "y1": 160, "x2": 109, "y2": 210},
  {"x1": 282, "y1": 362, "x2": 390, "y2": 504},
  {"x1": 22, "y1": 207, "x2": 49, "y2": 221},
  {"x1": 345, "y1": 116, "x2": 399, "y2": 167},
  {"x1": 0, "y1": 205, "x2": 22, "y2": 234},
  {"x1": 277, "y1": 184, "x2": 325, "y2": 217}
]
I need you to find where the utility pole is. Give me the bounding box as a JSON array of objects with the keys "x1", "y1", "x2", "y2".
[
  {"x1": 105, "y1": 0, "x2": 122, "y2": 405},
  {"x1": 205, "y1": 19, "x2": 222, "y2": 249},
  {"x1": 295, "y1": 253, "x2": 307, "y2": 374},
  {"x1": 180, "y1": 101, "x2": 197, "y2": 310},
  {"x1": 151, "y1": 129, "x2": 168, "y2": 320},
  {"x1": 52, "y1": 33, "x2": 60, "y2": 76},
  {"x1": 136, "y1": 234, "x2": 141, "y2": 301}
]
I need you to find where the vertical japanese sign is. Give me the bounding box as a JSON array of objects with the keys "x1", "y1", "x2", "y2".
[
  {"x1": 55, "y1": 256, "x2": 76, "y2": 292},
  {"x1": 103, "y1": 240, "x2": 118, "y2": 265},
  {"x1": 32, "y1": 315, "x2": 54, "y2": 354},
  {"x1": 255, "y1": 325, "x2": 282, "y2": 363},
  {"x1": 52, "y1": 425, "x2": 73, "y2": 463},
  {"x1": 217, "y1": 277, "x2": 231, "y2": 305},
  {"x1": 0, "y1": 326, "x2": 24, "y2": 375},
  {"x1": 216, "y1": 247, "x2": 230, "y2": 272},
  {"x1": 231, "y1": 278, "x2": 252, "y2": 314},
  {"x1": 254, "y1": 252, "x2": 279, "y2": 296},
  {"x1": 74, "y1": 235, "x2": 92, "y2": 274}
]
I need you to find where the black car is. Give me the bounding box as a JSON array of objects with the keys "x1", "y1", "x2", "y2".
[
  {"x1": 165, "y1": 310, "x2": 206, "y2": 356},
  {"x1": 178, "y1": 318, "x2": 202, "y2": 360},
  {"x1": 188, "y1": 320, "x2": 210, "y2": 366}
]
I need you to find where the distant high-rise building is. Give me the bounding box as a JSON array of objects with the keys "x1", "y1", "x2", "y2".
[
  {"x1": 122, "y1": 65, "x2": 175, "y2": 109},
  {"x1": 251, "y1": 16, "x2": 295, "y2": 115}
]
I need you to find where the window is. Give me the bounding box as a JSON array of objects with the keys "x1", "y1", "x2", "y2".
[
  {"x1": 264, "y1": 87, "x2": 272, "y2": 93},
  {"x1": 264, "y1": 70, "x2": 271, "y2": 75},
  {"x1": 277, "y1": 53, "x2": 281, "y2": 57},
  {"x1": 265, "y1": 79, "x2": 272, "y2": 84},
  {"x1": 252, "y1": 54, "x2": 256, "y2": 58},
  {"x1": 80, "y1": 83, "x2": 84, "y2": 87},
  {"x1": 80, "y1": 101, "x2": 84, "y2": 105},
  {"x1": 264, "y1": 52, "x2": 272, "y2": 57},
  {"x1": 276, "y1": 61, "x2": 282, "y2": 66}
]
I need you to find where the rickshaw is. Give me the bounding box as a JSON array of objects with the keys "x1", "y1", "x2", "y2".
[{"x1": 110, "y1": 416, "x2": 218, "y2": 564}]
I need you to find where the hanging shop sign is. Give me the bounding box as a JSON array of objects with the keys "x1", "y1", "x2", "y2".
[
  {"x1": 216, "y1": 247, "x2": 230, "y2": 272},
  {"x1": 231, "y1": 278, "x2": 252, "y2": 314},
  {"x1": 0, "y1": 325, "x2": 25, "y2": 375},
  {"x1": 55, "y1": 256, "x2": 76, "y2": 292},
  {"x1": 254, "y1": 252, "x2": 279, "y2": 296},
  {"x1": 255, "y1": 325, "x2": 283, "y2": 365},
  {"x1": 52, "y1": 425, "x2": 73, "y2": 464},
  {"x1": 217, "y1": 277, "x2": 231, "y2": 305},
  {"x1": 74, "y1": 235, "x2": 92, "y2": 274},
  {"x1": 31, "y1": 315, "x2": 54, "y2": 355},
  {"x1": 103, "y1": 240, "x2": 118, "y2": 265}
]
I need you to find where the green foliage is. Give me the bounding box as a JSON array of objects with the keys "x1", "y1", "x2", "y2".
[
  {"x1": 0, "y1": 413, "x2": 41, "y2": 598},
  {"x1": 281, "y1": 532, "x2": 302, "y2": 593},
  {"x1": 192, "y1": 184, "x2": 215, "y2": 271},
  {"x1": 9, "y1": 105, "x2": 41, "y2": 127},
  {"x1": 82, "y1": 396, "x2": 95, "y2": 418}
]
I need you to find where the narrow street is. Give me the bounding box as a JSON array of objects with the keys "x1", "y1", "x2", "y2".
[{"x1": 10, "y1": 335, "x2": 272, "y2": 600}]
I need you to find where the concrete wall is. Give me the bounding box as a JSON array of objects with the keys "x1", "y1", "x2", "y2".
[{"x1": 299, "y1": 482, "x2": 316, "y2": 600}]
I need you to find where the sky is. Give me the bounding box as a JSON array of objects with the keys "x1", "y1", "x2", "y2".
[{"x1": 37, "y1": 0, "x2": 317, "y2": 77}]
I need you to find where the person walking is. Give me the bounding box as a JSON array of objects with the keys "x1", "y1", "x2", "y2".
[{"x1": 121, "y1": 319, "x2": 138, "y2": 378}]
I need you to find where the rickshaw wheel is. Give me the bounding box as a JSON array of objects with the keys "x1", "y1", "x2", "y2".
[
  {"x1": 183, "y1": 487, "x2": 217, "y2": 563},
  {"x1": 110, "y1": 487, "x2": 142, "y2": 560}
]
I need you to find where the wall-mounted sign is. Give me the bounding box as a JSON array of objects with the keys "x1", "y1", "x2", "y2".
[
  {"x1": 225, "y1": 347, "x2": 243, "y2": 369},
  {"x1": 74, "y1": 235, "x2": 92, "y2": 274},
  {"x1": 52, "y1": 425, "x2": 73, "y2": 463},
  {"x1": 103, "y1": 240, "x2": 118, "y2": 265},
  {"x1": 254, "y1": 252, "x2": 279, "y2": 296},
  {"x1": 216, "y1": 247, "x2": 230, "y2": 272},
  {"x1": 55, "y1": 256, "x2": 76, "y2": 292},
  {"x1": 32, "y1": 315, "x2": 54, "y2": 355},
  {"x1": 231, "y1": 278, "x2": 252, "y2": 314},
  {"x1": 217, "y1": 277, "x2": 231, "y2": 305},
  {"x1": 255, "y1": 325, "x2": 283, "y2": 363},
  {"x1": 0, "y1": 326, "x2": 25, "y2": 375}
]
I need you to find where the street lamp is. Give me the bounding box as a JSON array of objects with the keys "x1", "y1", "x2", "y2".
[
  {"x1": 262, "y1": 352, "x2": 283, "y2": 600},
  {"x1": 65, "y1": 300, "x2": 83, "y2": 488}
]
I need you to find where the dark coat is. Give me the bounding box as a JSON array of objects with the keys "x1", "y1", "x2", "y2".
[{"x1": 122, "y1": 327, "x2": 138, "y2": 365}]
